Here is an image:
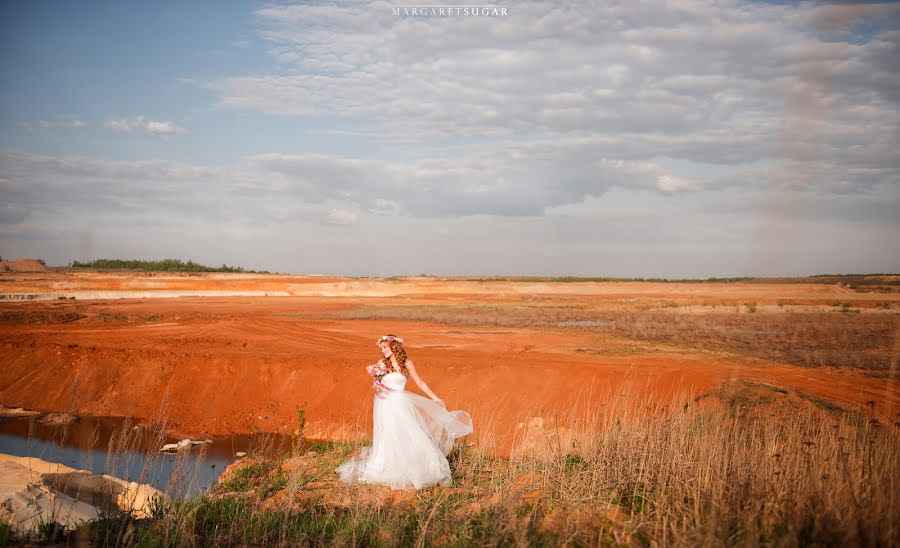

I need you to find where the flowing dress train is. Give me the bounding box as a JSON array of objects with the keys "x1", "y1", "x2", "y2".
[{"x1": 335, "y1": 372, "x2": 473, "y2": 490}]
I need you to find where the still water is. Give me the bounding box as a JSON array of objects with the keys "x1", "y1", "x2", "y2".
[{"x1": 0, "y1": 413, "x2": 296, "y2": 497}]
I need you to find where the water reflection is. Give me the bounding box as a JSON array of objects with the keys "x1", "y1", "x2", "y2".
[{"x1": 0, "y1": 414, "x2": 295, "y2": 497}]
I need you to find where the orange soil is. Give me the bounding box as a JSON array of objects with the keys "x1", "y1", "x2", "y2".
[
  {"x1": 0, "y1": 258, "x2": 52, "y2": 273},
  {"x1": 1, "y1": 272, "x2": 897, "y2": 457}
]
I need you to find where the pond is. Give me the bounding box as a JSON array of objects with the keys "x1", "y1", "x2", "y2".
[{"x1": 0, "y1": 413, "x2": 297, "y2": 497}]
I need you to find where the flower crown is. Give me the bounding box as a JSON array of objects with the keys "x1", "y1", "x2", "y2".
[{"x1": 376, "y1": 334, "x2": 404, "y2": 347}]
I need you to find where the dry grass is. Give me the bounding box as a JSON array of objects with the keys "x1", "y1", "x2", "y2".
[
  {"x1": 596, "y1": 310, "x2": 897, "y2": 369},
  {"x1": 412, "y1": 379, "x2": 899, "y2": 546},
  {"x1": 8, "y1": 380, "x2": 891, "y2": 546},
  {"x1": 3, "y1": 316, "x2": 896, "y2": 546},
  {"x1": 296, "y1": 303, "x2": 899, "y2": 369}
]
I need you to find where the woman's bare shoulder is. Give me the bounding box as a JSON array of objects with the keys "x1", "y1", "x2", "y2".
[{"x1": 405, "y1": 358, "x2": 417, "y2": 369}]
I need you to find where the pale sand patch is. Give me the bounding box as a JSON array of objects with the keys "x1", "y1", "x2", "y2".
[
  {"x1": 0, "y1": 406, "x2": 43, "y2": 419},
  {"x1": 0, "y1": 454, "x2": 167, "y2": 533}
]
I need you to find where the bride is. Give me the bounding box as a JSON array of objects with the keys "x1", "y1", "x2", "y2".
[{"x1": 335, "y1": 334, "x2": 473, "y2": 490}]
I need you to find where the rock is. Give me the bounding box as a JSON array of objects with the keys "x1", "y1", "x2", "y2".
[
  {"x1": 43, "y1": 472, "x2": 167, "y2": 519},
  {"x1": 160, "y1": 438, "x2": 211, "y2": 452},
  {"x1": 0, "y1": 462, "x2": 101, "y2": 533},
  {"x1": 40, "y1": 412, "x2": 76, "y2": 426},
  {"x1": 0, "y1": 406, "x2": 42, "y2": 419},
  {"x1": 0, "y1": 453, "x2": 166, "y2": 534},
  {"x1": 159, "y1": 440, "x2": 189, "y2": 452}
]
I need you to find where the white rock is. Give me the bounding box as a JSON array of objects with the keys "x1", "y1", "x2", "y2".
[
  {"x1": 160, "y1": 438, "x2": 201, "y2": 452},
  {"x1": 0, "y1": 454, "x2": 167, "y2": 533}
]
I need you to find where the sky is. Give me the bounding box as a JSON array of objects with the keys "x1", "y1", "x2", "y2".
[{"x1": 1, "y1": 0, "x2": 898, "y2": 278}]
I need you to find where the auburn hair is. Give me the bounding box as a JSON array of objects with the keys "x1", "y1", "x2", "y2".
[{"x1": 379, "y1": 334, "x2": 409, "y2": 376}]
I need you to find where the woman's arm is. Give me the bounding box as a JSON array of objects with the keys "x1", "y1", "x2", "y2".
[{"x1": 406, "y1": 360, "x2": 444, "y2": 406}]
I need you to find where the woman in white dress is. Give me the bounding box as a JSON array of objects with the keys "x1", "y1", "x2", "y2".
[{"x1": 335, "y1": 334, "x2": 473, "y2": 490}]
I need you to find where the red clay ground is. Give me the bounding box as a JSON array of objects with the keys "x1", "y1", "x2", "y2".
[{"x1": 1, "y1": 271, "x2": 897, "y2": 456}]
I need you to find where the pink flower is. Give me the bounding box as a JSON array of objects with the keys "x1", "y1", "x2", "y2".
[
  {"x1": 366, "y1": 362, "x2": 392, "y2": 398},
  {"x1": 375, "y1": 335, "x2": 404, "y2": 347}
]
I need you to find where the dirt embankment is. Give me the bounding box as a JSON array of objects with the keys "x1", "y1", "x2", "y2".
[
  {"x1": 0, "y1": 258, "x2": 53, "y2": 273},
  {"x1": 1, "y1": 292, "x2": 896, "y2": 457}
]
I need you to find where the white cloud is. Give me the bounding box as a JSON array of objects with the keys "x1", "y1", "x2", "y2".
[
  {"x1": 657, "y1": 175, "x2": 698, "y2": 194},
  {"x1": 3, "y1": 0, "x2": 898, "y2": 276},
  {"x1": 145, "y1": 120, "x2": 187, "y2": 135},
  {"x1": 1, "y1": 147, "x2": 896, "y2": 277},
  {"x1": 0, "y1": 149, "x2": 244, "y2": 222},
  {"x1": 191, "y1": 0, "x2": 900, "y2": 199},
  {"x1": 38, "y1": 119, "x2": 87, "y2": 129},
  {"x1": 18, "y1": 119, "x2": 86, "y2": 132},
  {"x1": 104, "y1": 118, "x2": 134, "y2": 132},
  {"x1": 368, "y1": 198, "x2": 400, "y2": 216},
  {"x1": 103, "y1": 115, "x2": 188, "y2": 136},
  {"x1": 325, "y1": 208, "x2": 358, "y2": 225},
  {"x1": 244, "y1": 146, "x2": 695, "y2": 218}
]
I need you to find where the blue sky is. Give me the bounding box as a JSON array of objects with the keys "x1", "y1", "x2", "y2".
[
  {"x1": 1, "y1": 1, "x2": 898, "y2": 277},
  {"x1": 2, "y1": 1, "x2": 305, "y2": 163}
]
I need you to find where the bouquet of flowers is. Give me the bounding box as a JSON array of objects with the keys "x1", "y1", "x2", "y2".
[{"x1": 367, "y1": 362, "x2": 390, "y2": 399}]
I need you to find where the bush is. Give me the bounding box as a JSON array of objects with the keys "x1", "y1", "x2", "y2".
[{"x1": 68, "y1": 258, "x2": 271, "y2": 273}]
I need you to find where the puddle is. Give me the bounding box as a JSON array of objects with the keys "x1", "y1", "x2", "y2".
[{"x1": 0, "y1": 414, "x2": 296, "y2": 497}]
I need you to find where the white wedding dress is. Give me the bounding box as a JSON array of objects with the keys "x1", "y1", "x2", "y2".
[{"x1": 335, "y1": 371, "x2": 473, "y2": 490}]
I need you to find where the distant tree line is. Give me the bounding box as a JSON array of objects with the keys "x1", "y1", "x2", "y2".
[
  {"x1": 462, "y1": 274, "x2": 898, "y2": 284},
  {"x1": 462, "y1": 276, "x2": 758, "y2": 283},
  {"x1": 68, "y1": 258, "x2": 270, "y2": 274}
]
